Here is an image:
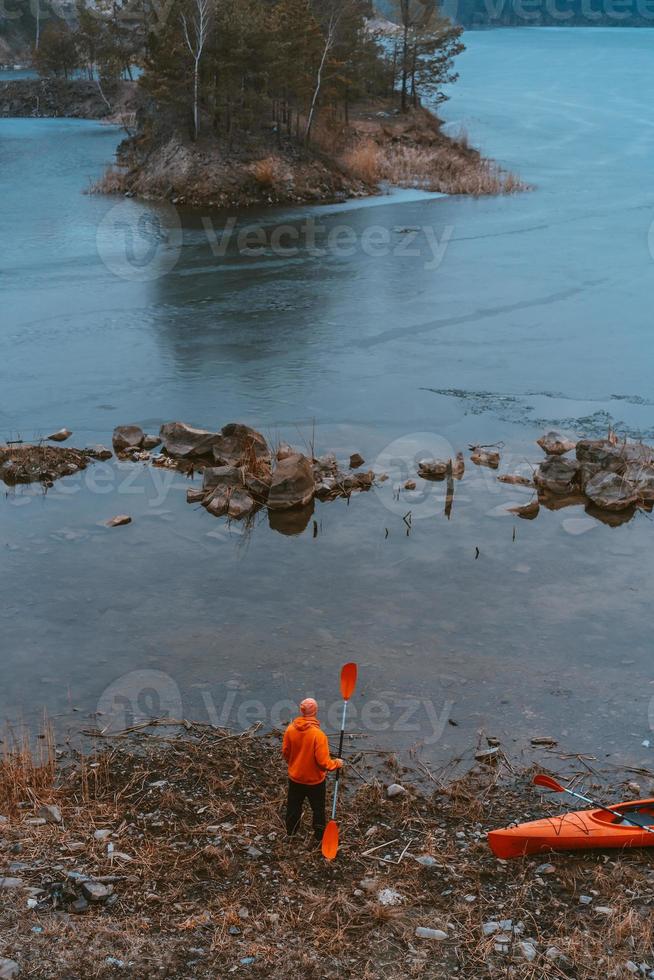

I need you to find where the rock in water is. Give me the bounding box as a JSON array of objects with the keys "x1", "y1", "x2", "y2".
[
  {"x1": 227, "y1": 489, "x2": 256, "y2": 520},
  {"x1": 267, "y1": 454, "x2": 315, "y2": 510},
  {"x1": 202, "y1": 466, "x2": 243, "y2": 491},
  {"x1": 211, "y1": 423, "x2": 270, "y2": 467},
  {"x1": 471, "y1": 449, "x2": 500, "y2": 469},
  {"x1": 112, "y1": 425, "x2": 145, "y2": 453},
  {"x1": 105, "y1": 515, "x2": 132, "y2": 528},
  {"x1": 418, "y1": 459, "x2": 449, "y2": 480},
  {"x1": 625, "y1": 464, "x2": 654, "y2": 502},
  {"x1": 142, "y1": 434, "x2": 162, "y2": 450},
  {"x1": 498, "y1": 474, "x2": 533, "y2": 487},
  {"x1": 451, "y1": 452, "x2": 465, "y2": 479},
  {"x1": 46, "y1": 428, "x2": 72, "y2": 443},
  {"x1": 575, "y1": 438, "x2": 626, "y2": 473},
  {"x1": 349, "y1": 453, "x2": 365, "y2": 469},
  {"x1": 537, "y1": 431, "x2": 575, "y2": 456},
  {"x1": 584, "y1": 472, "x2": 638, "y2": 512},
  {"x1": 508, "y1": 499, "x2": 540, "y2": 520},
  {"x1": 534, "y1": 456, "x2": 581, "y2": 495},
  {"x1": 159, "y1": 421, "x2": 221, "y2": 459}
]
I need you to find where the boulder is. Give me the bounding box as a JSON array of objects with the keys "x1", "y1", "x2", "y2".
[
  {"x1": 418, "y1": 459, "x2": 449, "y2": 480},
  {"x1": 204, "y1": 489, "x2": 230, "y2": 518},
  {"x1": 276, "y1": 442, "x2": 296, "y2": 461},
  {"x1": 202, "y1": 466, "x2": 242, "y2": 491},
  {"x1": 46, "y1": 428, "x2": 72, "y2": 443},
  {"x1": 244, "y1": 472, "x2": 271, "y2": 501},
  {"x1": 227, "y1": 490, "x2": 256, "y2": 520},
  {"x1": 537, "y1": 431, "x2": 575, "y2": 456},
  {"x1": 625, "y1": 464, "x2": 654, "y2": 502},
  {"x1": 576, "y1": 438, "x2": 626, "y2": 473},
  {"x1": 112, "y1": 425, "x2": 145, "y2": 453},
  {"x1": 267, "y1": 454, "x2": 315, "y2": 510},
  {"x1": 186, "y1": 488, "x2": 206, "y2": 504},
  {"x1": 159, "y1": 421, "x2": 222, "y2": 459},
  {"x1": 142, "y1": 434, "x2": 162, "y2": 450},
  {"x1": 584, "y1": 471, "x2": 638, "y2": 512},
  {"x1": 534, "y1": 456, "x2": 581, "y2": 495},
  {"x1": 211, "y1": 424, "x2": 270, "y2": 467}
]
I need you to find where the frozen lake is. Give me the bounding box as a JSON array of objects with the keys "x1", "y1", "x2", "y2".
[{"x1": 1, "y1": 29, "x2": 653, "y2": 764}]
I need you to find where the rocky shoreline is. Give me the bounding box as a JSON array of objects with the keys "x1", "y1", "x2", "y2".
[
  {"x1": 1, "y1": 725, "x2": 653, "y2": 979},
  {"x1": 3, "y1": 422, "x2": 654, "y2": 535}
]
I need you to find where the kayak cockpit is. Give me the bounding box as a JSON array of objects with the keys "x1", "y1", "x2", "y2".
[{"x1": 591, "y1": 801, "x2": 654, "y2": 827}]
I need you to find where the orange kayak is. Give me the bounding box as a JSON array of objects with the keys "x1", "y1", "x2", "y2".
[{"x1": 488, "y1": 799, "x2": 654, "y2": 859}]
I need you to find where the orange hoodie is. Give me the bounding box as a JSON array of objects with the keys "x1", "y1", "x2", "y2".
[{"x1": 282, "y1": 716, "x2": 340, "y2": 785}]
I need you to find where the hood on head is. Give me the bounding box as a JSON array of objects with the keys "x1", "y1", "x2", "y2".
[{"x1": 292, "y1": 716, "x2": 320, "y2": 732}]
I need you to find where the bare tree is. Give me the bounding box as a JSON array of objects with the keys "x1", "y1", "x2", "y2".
[
  {"x1": 304, "y1": 1, "x2": 342, "y2": 143},
  {"x1": 181, "y1": 0, "x2": 212, "y2": 140}
]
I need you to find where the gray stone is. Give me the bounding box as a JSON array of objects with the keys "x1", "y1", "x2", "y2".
[
  {"x1": 142, "y1": 434, "x2": 162, "y2": 450},
  {"x1": 227, "y1": 490, "x2": 256, "y2": 520},
  {"x1": 536, "y1": 863, "x2": 555, "y2": 874},
  {"x1": 414, "y1": 855, "x2": 439, "y2": 868},
  {"x1": 585, "y1": 471, "x2": 638, "y2": 512},
  {"x1": 37, "y1": 803, "x2": 62, "y2": 824},
  {"x1": 386, "y1": 783, "x2": 406, "y2": 798},
  {"x1": 81, "y1": 880, "x2": 114, "y2": 902},
  {"x1": 112, "y1": 425, "x2": 145, "y2": 453},
  {"x1": 202, "y1": 466, "x2": 242, "y2": 491},
  {"x1": 518, "y1": 941, "x2": 538, "y2": 962},
  {"x1": 595, "y1": 906, "x2": 613, "y2": 915},
  {"x1": 159, "y1": 421, "x2": 221, "y2": 459},
  {"x1": 211, "y1": 423, "x2": 270, "y2": 467},
  {"x1": 579, "y1": 894, "x2": 593, "y2": 905},
  {"x1": 482, "y1": 921, "x2": 500, "y2": 936},
  {"x1": 0, "y1": 878, "x2": 24, "y2": 890},
  {"x1": 267, "y1": 454, "x2": 315, "y2": 511},
  {"x1": 537, "y1": 431, "x2": 575, "y2": 456},
  {"x1": 414, "y1": 927, "x2": 447, "y2": 940},
  {"x1": 576, "y1": 438, "x2": 626, "y2": 472},
  {"x1": 247, "y1": 846, "x2": 263, "y2": 858},
  {"x1": 94, "y1": 829, "x2": 112, "y2": 841},
  {"x1": 0, "y1": 958, "x2": 19, "y2": 979},
  {"x1": 534, "y1": 456, "x2": 581, "y2": 494}
]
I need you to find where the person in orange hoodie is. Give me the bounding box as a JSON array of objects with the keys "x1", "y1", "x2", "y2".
[{"x1": 282, "y1": 697, "x2": 343, "y2": 841}]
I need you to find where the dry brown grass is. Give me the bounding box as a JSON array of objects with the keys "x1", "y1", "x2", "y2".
[
  {"x1": 249, "y1": 155, "x2": 292, "y2": 189},
  {"x1": 88, "y1": 164, "x2": 129, "y2": 195},
  {"x1": 2, "y1": 731, "x2": 653, "y2": 978},
  {"x1": 342, "y1": 137, "x2": 529, "y2": 196}
]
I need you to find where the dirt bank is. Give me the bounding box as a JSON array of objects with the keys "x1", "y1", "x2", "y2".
[{"x1": 1, "y1": 724, "x2": 653, "y2": 979}]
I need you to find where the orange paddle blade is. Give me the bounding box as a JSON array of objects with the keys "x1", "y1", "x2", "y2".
[
  {"x1": 322, "y1": 820, "x2": 339, "y2": 861},
  {"x1": 340, "y1": 663, "x2": 358, "y2": 701},
  {"x1": 533, "y1": 774, "x2": 564, "y2": 793}
]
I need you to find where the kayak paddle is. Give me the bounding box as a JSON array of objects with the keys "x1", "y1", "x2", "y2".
[
  {"x1": 533, "y1": 774, "x2": 654, "y2": 835},
  {"x1": 322, "y1": 662, "x2": 358, "y2": 861}
]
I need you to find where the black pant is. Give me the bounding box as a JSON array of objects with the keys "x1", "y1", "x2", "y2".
[{"x1": 285, "y1": 778, "x2": 326, "y2": 839}]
